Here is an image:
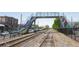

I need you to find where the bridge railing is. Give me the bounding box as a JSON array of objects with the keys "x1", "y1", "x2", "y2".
[
  {"x1": 33, "y1": 12, "x2": 58, "y2": 17},
  {"x1": 23, "y1": 13, "x2": 33, "y2": 27},
  {"x1": 33, "y1": 12, "x2": 64, "y2": 17}
]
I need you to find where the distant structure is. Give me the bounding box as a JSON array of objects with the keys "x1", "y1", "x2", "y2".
[
  {"x1": 73, "y1": 22, "x2": 79, "y2": 28},
  {"x1": 0, "y1": 16, "x2": 18, "y2": 31}
]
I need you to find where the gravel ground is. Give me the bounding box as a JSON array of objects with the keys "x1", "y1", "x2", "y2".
[
  {"x1": 52, "y1": 29, "x2": 79, "y2": 47},
  {"x1": 40, "y1": 32, "x2": 54, "y2": 47}
]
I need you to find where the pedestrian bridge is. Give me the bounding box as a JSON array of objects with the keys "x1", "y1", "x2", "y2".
[
  {"x1": 20, "y1": 12, "x2": 69, "y2": 34},
  {"x1": 24, "y1": 12, "x2": 67, "y2": 28}
]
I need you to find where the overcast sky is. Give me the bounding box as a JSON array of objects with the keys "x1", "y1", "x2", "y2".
[{"x1": 0, "y1": 12, "x2": 79, "y2": 28}]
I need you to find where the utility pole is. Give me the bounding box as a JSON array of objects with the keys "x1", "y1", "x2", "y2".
[
  {"x1": 58, "y1": 12, "x2": 60, "y2": 16},
  {"x1": 71, "y1": 17, "x2": 76, "y2": 40},
  {"x1": 38, "y1": 21, "x2": 39, "y2": 30},
  {"x1": 71, "y1": 16, "x2": 73, "y2": 38},
  {"x1": 63, "y1": 12, "x2": 64, "y2": 16},
  {"x1": 20, "y1": 13, "x2": 22, "y2": 29}
]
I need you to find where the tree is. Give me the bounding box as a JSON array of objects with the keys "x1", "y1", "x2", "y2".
[
  {"x1": 52, "y1": 18, "x2": 61, "y2": 29},
  {"x1": 45, "y1": 25, "x2": 49, "y2": 29}
]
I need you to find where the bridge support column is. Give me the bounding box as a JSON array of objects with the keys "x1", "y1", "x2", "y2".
[
  {"x1": 34, "y1": 20, "x2": 36, "y2": 26},
  {"x1": 33, "y1": 20, "x2": 36, "y2": 32}
]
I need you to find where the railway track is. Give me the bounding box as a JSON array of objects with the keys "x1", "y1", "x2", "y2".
[
  {"x1": 0, "y1": 30, "x2": 47, "y2": 47},
  {"x1": 40, "y1": 32, "x2": 55, "y2": 47},
  {"x1": 0, "y1": 29, "x2": 55, "y2": 47},
  {"x1": 13, "y1": 29, "x2": 54, "y2": 47},
  {"x1": 13, "y1": 33, "x2": 48, "y2": 47}
]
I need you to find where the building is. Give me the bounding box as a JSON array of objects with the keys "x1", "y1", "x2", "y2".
[
  {"x1": 0, "y1": 24, "x2": 5, "y2": 32},
  {"x1": 0, "y1": 16, "x2": 18, "y2": 31}
]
